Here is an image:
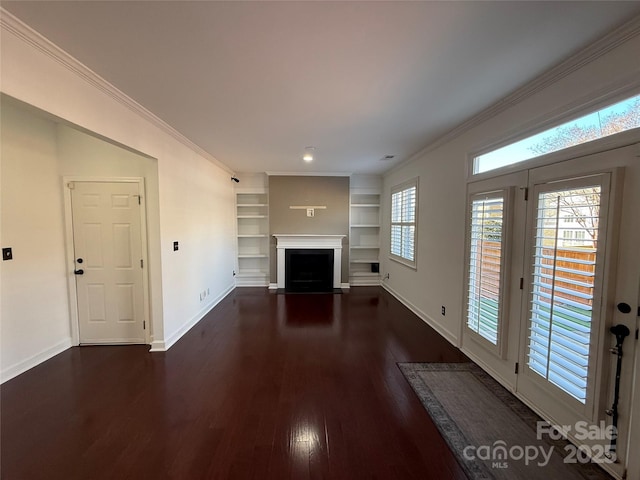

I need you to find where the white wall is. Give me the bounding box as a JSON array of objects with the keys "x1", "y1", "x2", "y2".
[
  {"x1": 1, "y1": 103, "x2": 72, "y2": 380},
  {"x1": 381, "y1": 153, "x2": 465, "y2": 344},
  {"x1": 158, "y1": 147, "x2": 236, "y2": 348},
  {"x1": 1, "y1": 11, "x2": 237, "y2": 378}
]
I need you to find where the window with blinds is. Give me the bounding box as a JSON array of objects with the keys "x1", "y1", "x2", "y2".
[
  {"x1": 528, "y1": 185, "x2": 602, "y2": 403},
  {"x1": 466, "y1": 192, "x2": 506, "y2": 346},
  {"x1": 390, "y1": 179, "x2": 418, "y2": 268}
]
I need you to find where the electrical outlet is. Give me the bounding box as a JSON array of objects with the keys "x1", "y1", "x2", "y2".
[{"x1": 441, "y1": 306, "x2": 446, "y2": 316}]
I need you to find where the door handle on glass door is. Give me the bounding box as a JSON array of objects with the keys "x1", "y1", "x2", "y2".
[{"x1": 616, "y1": 303, "x2": 631, "y2": 314}]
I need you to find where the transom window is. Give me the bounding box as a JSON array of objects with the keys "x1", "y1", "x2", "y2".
[
  {"x1": 390, "y1": 178, "x2": 418, "y2": 268},
  {"x1": 474, "y1": 93, "x2": 640, "y2": 175}
]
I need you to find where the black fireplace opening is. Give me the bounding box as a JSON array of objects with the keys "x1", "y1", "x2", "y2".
[{"x1": 285, "y1": 249, "x2": 334, "y2": 293}]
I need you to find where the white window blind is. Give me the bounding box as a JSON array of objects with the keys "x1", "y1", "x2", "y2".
[
  {"x1": 466, "y1": 193, "x2": 505, "y2": 346},
  {"x1": 528, "y1": 185, "x2": 601, "y2": 403},
  {"x1": 391, "y1": 180, "x2": 418, "y2": 267}
]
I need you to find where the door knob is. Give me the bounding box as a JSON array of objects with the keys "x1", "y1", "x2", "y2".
[
  {"x1": 76, "y1": 258, "x2": 84, "y2": 264},
  {"x1": 74, "y1": 269, "x2": 84, "y2": 275}
]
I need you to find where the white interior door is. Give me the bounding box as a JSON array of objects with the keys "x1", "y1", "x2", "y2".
[{"x1": 71, "y1": 181, "x2": 146, "y2": 344}]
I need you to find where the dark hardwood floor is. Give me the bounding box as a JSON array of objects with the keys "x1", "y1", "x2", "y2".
[{"x1": 1, "y1": 287, "x2": 469, "y2": 480}]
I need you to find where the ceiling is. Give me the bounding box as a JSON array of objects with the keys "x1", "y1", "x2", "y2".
[{"x1": 3, "y1": 1, "x2": 640, "y2": 174}]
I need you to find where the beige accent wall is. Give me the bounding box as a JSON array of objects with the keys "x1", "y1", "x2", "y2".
[{"x1": 269, "y1": 176, "x2": 350, "y2": 284}]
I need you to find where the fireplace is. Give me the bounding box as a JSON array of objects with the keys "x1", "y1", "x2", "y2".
[
  {"x1": 285, "y1": 249, "x2": 334, "y2": 292},
  {"x1": 273, "y1": 234, "x2": 346, "y2": 292}
]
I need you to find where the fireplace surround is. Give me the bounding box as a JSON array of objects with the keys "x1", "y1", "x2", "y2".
[{"x1": 273, "y1": 234, "x2": 345, "y2": 291}]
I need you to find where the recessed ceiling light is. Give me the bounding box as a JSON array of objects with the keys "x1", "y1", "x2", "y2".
[{"x1": 303, "y1": 146, "x2": 315, "y2": 162}]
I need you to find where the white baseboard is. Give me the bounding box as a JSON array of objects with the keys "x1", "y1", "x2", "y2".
[
  {"x1": 382, "y1": 283, "x2": 459, "y2": 347},
  {"x1": 1, "y1": 338, "x2": 73, "y2": 384},
  {"x1": 149, "y1": 340, "x2": 167, "y2": 352},
  {"x1": 152, "y1": 283, "x2": 235, "y2": 352},
  {"x1": 341, "y1": 282, "x2": 351, "y2": 289}
]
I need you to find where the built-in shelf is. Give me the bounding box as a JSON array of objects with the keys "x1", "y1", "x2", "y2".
[
  {"x1": 349, "y1": 185, "x2": 381, "y2": 286},
  {"x1": 236, "y1": 191, "x2": 269, "y2": 286},
  {"x1": 236, "y1": 269, "x2": 266, "y2": 277},
  {"x1": 350, "y1": 271, "x2": 380, "y2": 277}
]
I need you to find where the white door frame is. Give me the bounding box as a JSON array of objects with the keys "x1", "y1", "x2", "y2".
[
  {"x1": 626, "y1": 281, "x2": 640, "y2": 480},
  {"x1": 460, "y1": 170, "x2": 529, "y2": 390},
  {"x1": 513, "y1": 155, "x2": 631, "y2": 480},
  {"x1": 63, "y1": 176, "x2": 151, "y2": 346}
]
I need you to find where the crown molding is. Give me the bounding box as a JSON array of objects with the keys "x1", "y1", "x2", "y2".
[
  {"x1": 0, "y1": 8, "x2": 233, "y2": 174},
  {"x1": 387, "y1": 13, "x2": 640, "y2": 176}
]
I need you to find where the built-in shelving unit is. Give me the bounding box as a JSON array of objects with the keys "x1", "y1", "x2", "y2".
[
  {"x1": 349, "y1": 176, "x2": 382, "y2": 286},
  {"x1": 235, "y1": 180, "x2": 270, "y2": 286}
]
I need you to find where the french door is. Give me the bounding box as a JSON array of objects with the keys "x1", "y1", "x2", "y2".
[
  {"x1": 463, "y1": 171, "x2": 527, "y2": 385},
  {"x1": 517, "y1": 172, "x2": 612, "y2": 421},
  {"x1": 464, "y1": 143, "x2": 639, "y2": 479}
]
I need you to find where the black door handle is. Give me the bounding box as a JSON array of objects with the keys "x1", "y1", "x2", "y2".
[
  {"x1": 74, "y1": 269, "x2": 84, "y2": 275},
  {"x1": 617, "y1": 303, "x2": 632, "y2": 314}
]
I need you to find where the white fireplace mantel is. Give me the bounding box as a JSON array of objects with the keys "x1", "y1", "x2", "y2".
[{"x1": 273, "y1": 234, "x2": 345, "y2": 289}]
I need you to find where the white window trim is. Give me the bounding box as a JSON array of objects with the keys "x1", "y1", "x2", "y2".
[{"x1": 389, "y1": 177, "x2": 419, "y2": 269}]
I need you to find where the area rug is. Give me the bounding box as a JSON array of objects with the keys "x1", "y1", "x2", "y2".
[{"x1": 398, "y1": 363, "x2": 613, "y2": 480}]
